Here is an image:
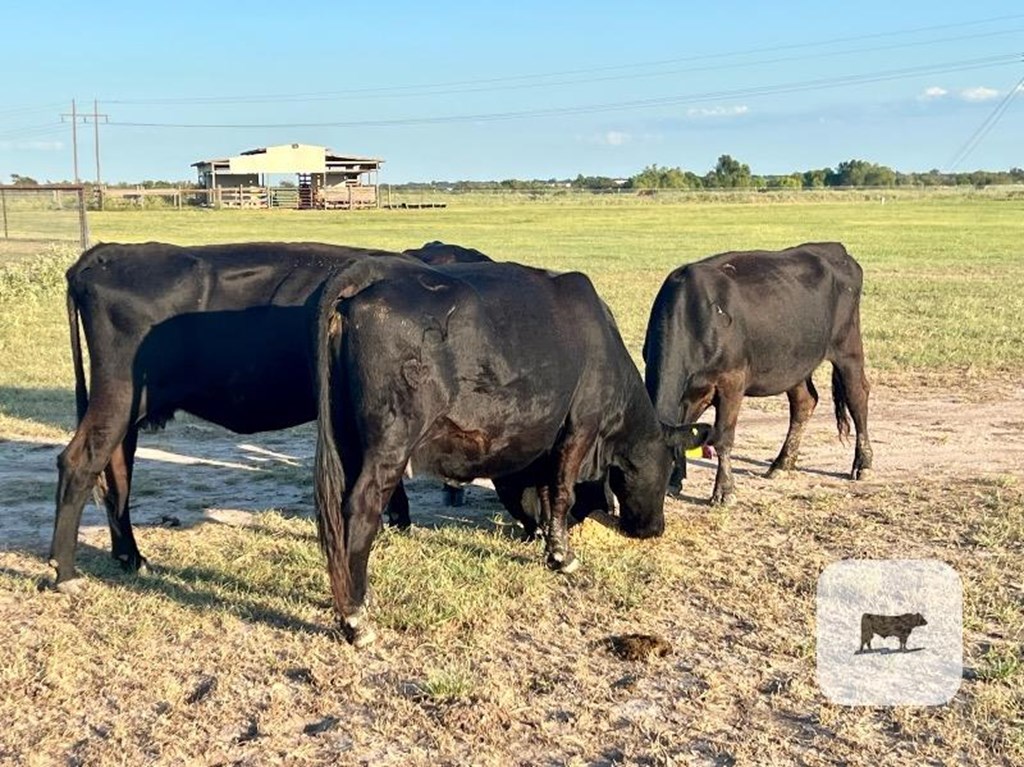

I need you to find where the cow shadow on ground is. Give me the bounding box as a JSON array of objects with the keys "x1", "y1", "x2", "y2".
[
  {"x1": 0, "y1": 386, "x2": 76, "y2": 431},
  {"x1": 855, "y1": 647, "x2": 926, "y2": 656},
  {"x1": 730, "y1": 454, "x2": 850, "y2": 480},
  {"x1": 13, "y1": 541, "x2": 337, "y2": 637}
]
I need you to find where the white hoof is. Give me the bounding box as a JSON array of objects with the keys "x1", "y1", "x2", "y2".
[{"x1": 559, "y1": 556, "x2": 581, "y2": 575}]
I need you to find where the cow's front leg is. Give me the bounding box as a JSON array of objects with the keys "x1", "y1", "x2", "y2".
[
  {"x1": 710, "y1": 383, "x2": 743, "y2": 506},
  {"x1": 542, "y1": 484, "x2": 579, "y2": 574},
  {"x1": 666, "y1": 458, "x2": 686, "y2": 498},
  {"x1": 767, "y1": 377, "x2": 817, "y2": 477}
]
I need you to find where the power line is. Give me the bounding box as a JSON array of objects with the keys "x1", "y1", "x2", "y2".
[
  {"x1": 947, "y1": 74, "x2": 1024, "y2": 171},
  {"x1": 0, "y1": 102, "x2": 65, "y2": 119},
  {"x1": 102, "y1": 53, "x2": 1022, "y2": 130},
  {"x1": 102, "y1": 14, "x2": 1024, "y2": 105},
  {"x1": 0, "y1": 123, "x2": 67, "y2": 140}
]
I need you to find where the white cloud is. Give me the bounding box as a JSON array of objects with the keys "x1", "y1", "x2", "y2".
[
  {"x1": 602, "y1": 130, "x2": 630, "y2": 146},
  {"x1": 959, "y1": 86, "x2": 999, "y2": 102},
  {"x1": 919, "y1": 86, "x2": 948, "y2": 100},
  {"x1": 580, "y1": 130, "x2": 630, "y2": 146},
  {"x1": 685, "y1": 105, "x2": 749, "y2": 119}
]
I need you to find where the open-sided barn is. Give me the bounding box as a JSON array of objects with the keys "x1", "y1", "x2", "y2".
[{"x1": 191, "y1": 143, "x2": 383, "y2": 209}]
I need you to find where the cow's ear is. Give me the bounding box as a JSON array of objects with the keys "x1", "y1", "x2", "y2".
[{"x1": 661, "y1": 422, "x2": 712, "y2": 450}]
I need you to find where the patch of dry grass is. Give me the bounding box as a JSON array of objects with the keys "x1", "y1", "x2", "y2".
[{"x1": 1, "y1": 470, "x2": 1020, "y2": 765}]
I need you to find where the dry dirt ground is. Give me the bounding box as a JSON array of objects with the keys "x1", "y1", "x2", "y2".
[
  {"x1": 4, "y1": 381, "x2": 1021, "y2": 552},
  {"x1": 1, "y1": 378, "x2": 1022, "y2": 765}
]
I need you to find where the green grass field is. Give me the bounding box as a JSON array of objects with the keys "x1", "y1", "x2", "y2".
[
  {"x1": 3, "y1": 193, "x2": 1023, "y2": 435},
  {"x1": 1, "y1": 194, "x2": 1022, "y2": 765}
]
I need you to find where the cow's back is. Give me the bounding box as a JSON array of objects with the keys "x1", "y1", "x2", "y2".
[
  {"x1": 647, "y1": 242, "x2": 862, "y2": 400},
  {"x1": 338, "y1": 261, "x2": 646, "y2": 481},
  {"x1": 68, "y1": 242, "x2": 400, "y2": 433}
]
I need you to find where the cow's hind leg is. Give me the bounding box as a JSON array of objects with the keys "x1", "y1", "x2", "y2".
[
  {"x1": 767, "y1": 377, "x2": 818, "y2": 477},
  {"x1": 102, "y1": 426, "x2": 148, "y2": 573},
  {"x1": 832, "y1": 352, "x2": 873, "y2": 480},
  {"x1": 51, "y1": 403, "x2": 130, "y2": 589},
  {"x1": 338, "y1": 458, "x2": 408, "y2": 648}
]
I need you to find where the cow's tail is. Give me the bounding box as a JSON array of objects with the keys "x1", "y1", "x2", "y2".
[
  {"x1": 314, "y1": 279, "x2": 351, "y2": 613},
  {"x1": 831, "y1": 364, "x2": 853, "y2": 444},
  {"x1": 67, "y1": 286, "x2": 88, "y2": 423}
]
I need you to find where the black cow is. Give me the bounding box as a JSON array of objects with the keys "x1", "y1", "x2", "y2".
[
  {"x1": 313, "y1": 256, "x2": 709, "y2": 645},
  {"x1": 643, "y1": 242, "x2": 873, "y2": 505},
  {"x1": 51, "y1": 241, "x2": 419, "y2": 591}
]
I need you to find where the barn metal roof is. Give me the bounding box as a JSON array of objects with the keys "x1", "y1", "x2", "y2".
[{"x1": 191, "y1": 143, "x2": 383, "y2": 172}]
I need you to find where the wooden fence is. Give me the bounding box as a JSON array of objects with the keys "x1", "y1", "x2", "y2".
[{"x1": 96, "y1": 185, "x2": 379, "y2": 210}]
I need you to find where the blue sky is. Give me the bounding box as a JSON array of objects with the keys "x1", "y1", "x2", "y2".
[{"x1": 2, "y1": 2, "x2": 1022, "y2": 183}]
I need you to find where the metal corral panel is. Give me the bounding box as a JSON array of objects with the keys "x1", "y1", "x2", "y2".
[{"x1": 229, "y1": 144, "x2": 326, "y2": 174}]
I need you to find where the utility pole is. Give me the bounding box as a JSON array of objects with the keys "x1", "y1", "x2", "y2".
[
  {"x1": 59, "y1": 99, "x2": 81, "y2": 183},
  {"x1": 60, "y1": 100, "x2": 109, "y2": 185},
  {"x1": 86, "y1": 100, "x2": 110, "y2": 184}
]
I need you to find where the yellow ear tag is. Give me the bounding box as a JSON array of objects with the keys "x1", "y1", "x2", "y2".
[{"x1": 685, "y1": 427, "x2": 703, "y2": 458}]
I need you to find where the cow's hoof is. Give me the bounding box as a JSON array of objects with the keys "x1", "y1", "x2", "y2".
[
  {"x1": 547, "y1": 551, "x2": 580, "y2": 574},
  {"x1": 666, "y1": 484, "x2": 684, "y2": 499},
  {"x1": 55, "y1": 577, "x2": 87, "y2": 596},
  {"x1": 342, "y1": 607, "x2": 377, "y2": 647},
  {"x1": 765, "y1": 465, "x2": 792, "y2": 479},
  {"x1": 853, "y1": 467, "x2": 873, "y2": 481},
  {"x1": 347, "y1": 623, "x2": 377, "y2": 648},
  {"x1": 710, "y1": 492, "x2": 735, "y2": 507},
  {"x1": 117, "y1": 553, "x2": 150, "y2": 574}
]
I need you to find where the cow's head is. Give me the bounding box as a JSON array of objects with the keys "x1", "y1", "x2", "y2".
[
  {"x1": 913, "y1": 613, "x2": 928, "y2": 627},
  {"x1": 613, "y1": 422, "x2": 711, "y2": 538}
]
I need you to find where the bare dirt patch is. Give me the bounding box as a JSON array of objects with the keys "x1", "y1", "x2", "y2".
[{"x1": 2, "y1": 381, "x2": 1020, "y2": 555}]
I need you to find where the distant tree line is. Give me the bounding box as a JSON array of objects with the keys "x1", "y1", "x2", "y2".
[
  {"x1": 9, "y1": 159, "x2": 1024, "y2": 192},
  {"x1": 386, "y1": 157, "x2": 1024, "y2": 192},
  {"x1": 624, "y1": 156, "x2": 1024, "y2": 190}
]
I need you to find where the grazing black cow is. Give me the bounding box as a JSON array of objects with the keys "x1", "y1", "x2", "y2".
[
  {"x1": 313, "y1": 256, "x2": 709, "y2": 645},
  {"x1": 643, "y1": 242, "x2": 873, "y2": 505},
  {"x1": 51, "y1": 241, "x2": 418, "y2": 591}
]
